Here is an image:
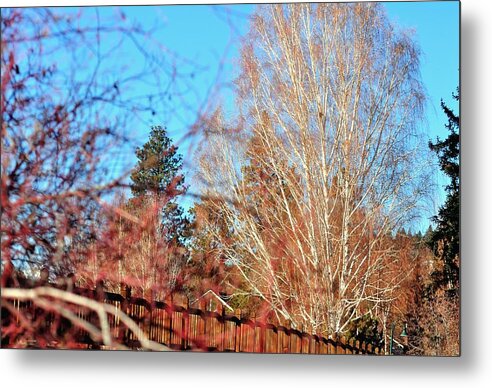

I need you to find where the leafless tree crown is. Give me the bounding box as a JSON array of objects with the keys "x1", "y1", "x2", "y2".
[{"x1": 196, "y1": 3, "x2": 430, "y2": 334}]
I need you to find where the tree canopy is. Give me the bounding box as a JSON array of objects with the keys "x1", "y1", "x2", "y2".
[
  {"x1": 196, "y1": 3, "x2": 430, "y2": 335},
  {"x1": 130, "y1": 126, "x2": 190, "y2": 246}
]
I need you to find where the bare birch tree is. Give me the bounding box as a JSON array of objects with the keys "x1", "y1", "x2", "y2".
[{"x1": 196, "y1": 3, "x2": 430, "y2": 336}]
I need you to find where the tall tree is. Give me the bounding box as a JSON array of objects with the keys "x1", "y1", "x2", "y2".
[
  {"x1": 428, "y1": 89, "x2": 460, "y2": 290},
  {"x1": 130, "y1": 125, "x2": 190, "y2": 246},
  {"x1": 74, "y1": 127, "x2": 191, "y2": 295},
  {"x1": 402, "y1": 89, "x2": 461, "y2": 356},
  {"x1": 197, "y1": 3, "x2": 430, "y2": 335}
]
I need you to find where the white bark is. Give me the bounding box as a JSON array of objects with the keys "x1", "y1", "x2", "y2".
[{"x1": 196, "y1": 3, "x2": 430, "y2": 335}]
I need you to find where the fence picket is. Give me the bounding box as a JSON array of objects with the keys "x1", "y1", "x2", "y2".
[{"x1": 5, "y1": 285, "x2": 381, "y2": 354}]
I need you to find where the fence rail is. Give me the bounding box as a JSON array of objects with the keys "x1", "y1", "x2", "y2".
[{"x1": 2, "y1": 284, "x2": 382, "y2": 354}]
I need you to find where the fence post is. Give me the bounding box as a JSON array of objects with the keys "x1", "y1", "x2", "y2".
[
  {"x1": 164, "y1": 293, "x2": 173, "y2": 347},
  {"x1": 241, "y1": 310, "x2": 247, "y2": 352},
  {"x1": 250, "y1": 314, "x2": 256, "y2": 352},
  {"x1": 280, "y1": 325, "x2": 285, "y2": 354},
  {"x1": 339, "y1": 336, "x2": 347, "y2": 354},
  {"x1": 181, "y1": 296, "x2": 189, "y2": 350},
  {"x1": 299, "y1": 325, "x2": 304, "y2": 353},
  {"x1": 143, "y1": 289, "x2": 153, "y2": 341},
  {"x1": 349, "y1": 338, "x2": 355, "y2": 354},
  {"x1": 328, "y1": 336, "x2": 336, "y2": 354},
  {"x1": 216, "y1": 302, "x2": 224, "y2": 352},
  {"x1": 286, "y1": 320, "x2": 292, "y2": 353},
  {"x1": 123, "y1": 285, "x2": 132, "y2": 347},
  {"x1": 259, "y1": 318, "x2": 266, "y2": 353},
  {"x1": 198, "y1": 298, "x2": 207, "y2": 350},
  {"x1": 234, "y1": 309, "x2": 241, "y2": 352}
]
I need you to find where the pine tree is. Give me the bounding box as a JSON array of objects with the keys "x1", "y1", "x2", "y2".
[
  {"x1": 130, "y1": 126, "x2": 190, "y2": 246},
  {"x1": 131, "y1": 126, "x2": 185, "y2": 197},
  {"x1": 428, "y1": 89, "x2": 460, "y2": 290}
]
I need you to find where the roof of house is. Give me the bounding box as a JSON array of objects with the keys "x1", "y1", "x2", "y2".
[{"x1": 193, "y1": 289, "x2": 234, "y2": 312}]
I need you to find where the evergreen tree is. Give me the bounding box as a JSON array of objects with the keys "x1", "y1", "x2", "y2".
[
  {"x1": 423, "y1": 225, "x2": 434, "y2": 246},
  {"x1": 131, "y1": 126, "x2": 185, "y2": 197},
  {"x1": 428, "y1": 89, "x2": 460, "y2": 289},
  {"x1": 130, "y1": 126, "x2": 190, "y2": 246}
]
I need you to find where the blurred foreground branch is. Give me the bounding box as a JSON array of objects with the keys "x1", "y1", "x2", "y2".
[{"x1": 2, "y1": 286, "x2": 171, "y2": 351}]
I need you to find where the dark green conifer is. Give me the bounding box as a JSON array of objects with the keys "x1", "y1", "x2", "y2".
[
  {"x1": 130, "y1": 126, "x2": 190, "y2": 245},
  {"x1": 428, "y1": 89, "x2": 460, "y2": 289}
]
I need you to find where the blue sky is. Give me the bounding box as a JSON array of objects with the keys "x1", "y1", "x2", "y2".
[
  {"x1": 385, "y1": 1, "x2": 460, "y2": 133},
  {"x1": 384, "y1": 1, "x2": 459, "y2": 230},
  {"x1": 122, "y1": 2, "x2": 460, "y2": 137}
]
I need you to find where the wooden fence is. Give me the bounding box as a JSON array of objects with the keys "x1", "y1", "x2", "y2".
[{"x1": 3, "y1": 285, "x2": 383, "y2": 354}]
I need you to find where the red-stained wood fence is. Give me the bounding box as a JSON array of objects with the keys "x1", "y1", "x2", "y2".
[{"x1": 4, "y1": 285, "x2": 383, "y2": 354}]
